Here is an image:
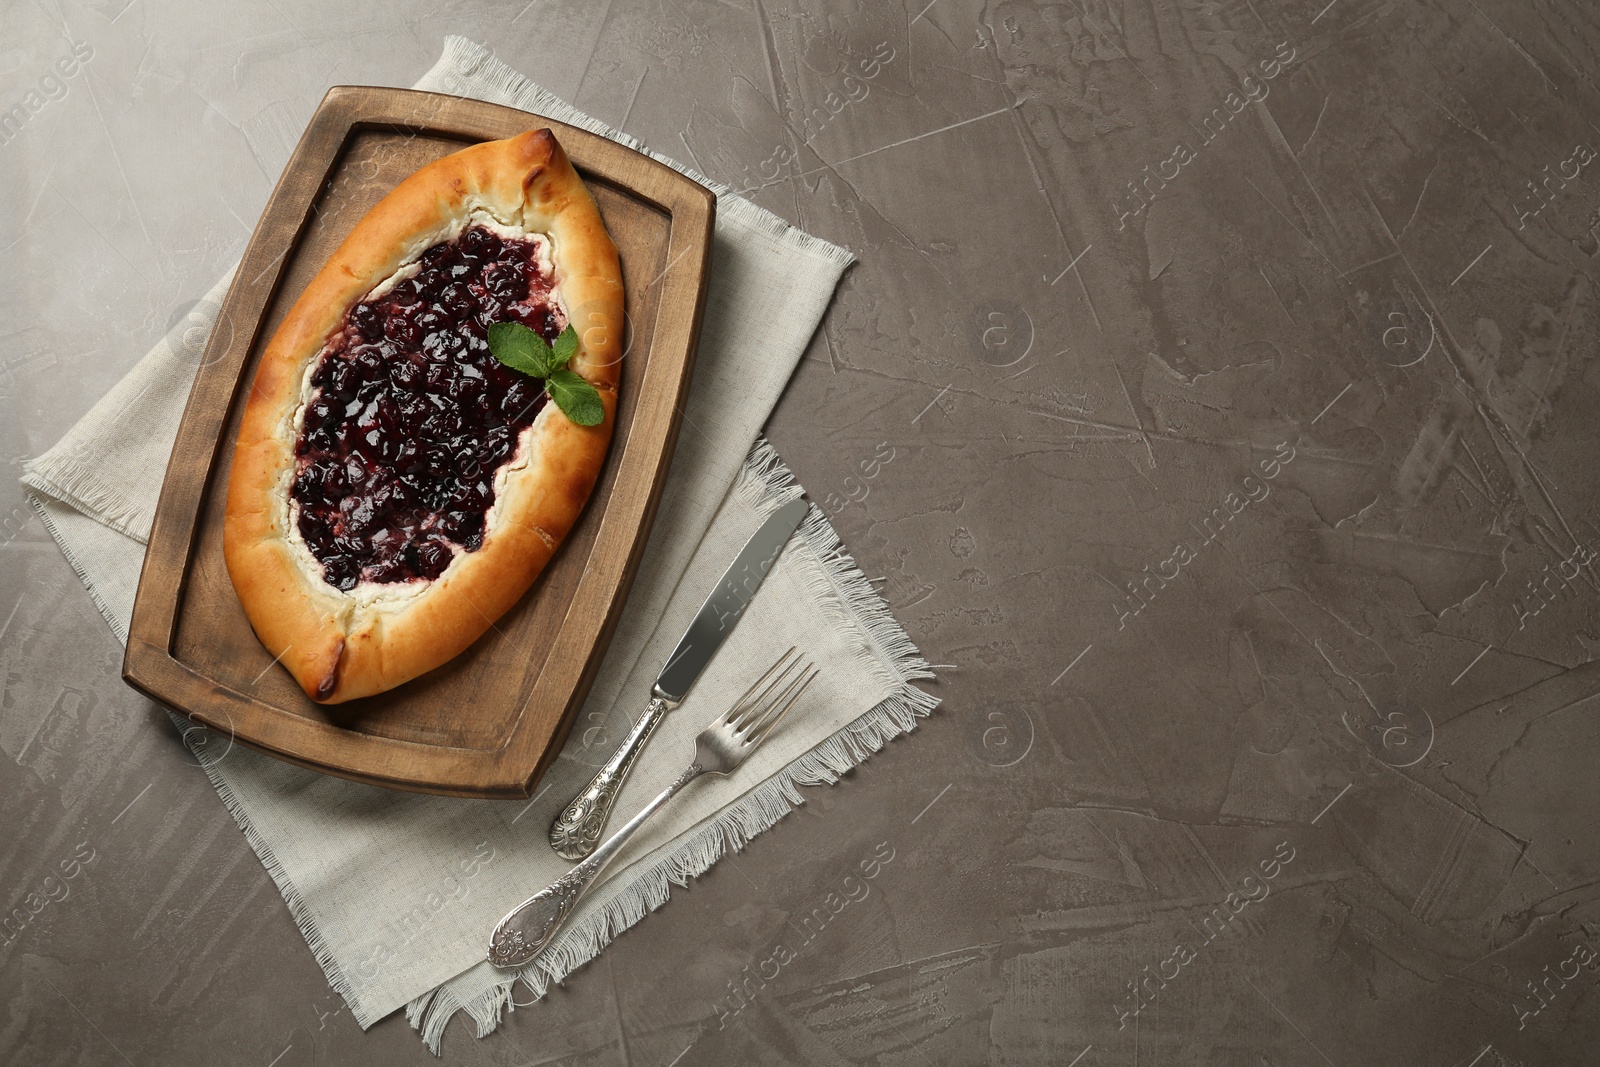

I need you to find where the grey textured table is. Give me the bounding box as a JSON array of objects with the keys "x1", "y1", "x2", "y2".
[{"x1": 5, "y1": 1, "x2": 1600, "y2": 1064}]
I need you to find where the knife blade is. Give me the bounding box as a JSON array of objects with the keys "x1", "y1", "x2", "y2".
[
  {"x1": 548, "y1": 496, "x2": 808, "y2": 860},
  {"x1": 653, "y1": 496, "x2": 808, "y2": 701}
]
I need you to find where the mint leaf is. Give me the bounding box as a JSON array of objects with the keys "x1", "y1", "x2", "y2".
[
  {"x1": 488, "y1": 321, "x2": 553, "y2": 378},
  {"x1": 551, "y1": 324, "x2": 579, "y2": 371},
  {"x1": 546, "y1": 368, "x2": 604, "y2": 426},
  {"x1": 488, "y1": 320, "x2": 600, "y2": 427}
]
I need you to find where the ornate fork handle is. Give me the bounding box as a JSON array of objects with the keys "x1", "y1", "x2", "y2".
[
  {"x1": 492, "y1": 763, "x2": 703, "y2": 968},
  {"x1": 495, "y1": 648, "x2": 814, "y2": 970},
  {"x1": 550, "y1": 694, "x2": 677, "y2": 860}
]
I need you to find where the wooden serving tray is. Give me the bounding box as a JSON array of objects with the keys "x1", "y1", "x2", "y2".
[{"x1": 122, "y1": 86, "x2": 715, "y2": 798}]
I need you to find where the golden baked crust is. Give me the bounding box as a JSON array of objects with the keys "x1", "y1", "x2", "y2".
[{"x1": 223, "y1": 129, "x2": 623, "y2": 703}]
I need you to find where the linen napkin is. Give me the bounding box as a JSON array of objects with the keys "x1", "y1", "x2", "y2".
[{"x1": 20, "y1": 37, "x2": 936, "y2": 1053}]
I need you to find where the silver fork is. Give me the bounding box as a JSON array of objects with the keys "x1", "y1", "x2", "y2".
[{"x1": 488, "y1": 648, "x2": 817, "y2": 968}]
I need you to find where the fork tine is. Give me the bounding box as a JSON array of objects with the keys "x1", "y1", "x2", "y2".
[
  {"x1": 743, "y1": 662, "x2": 809, "y2": 732},
  {"x1": 744, "y1": 665, "x2": 817, "y2": 747},
  {"x1": 719, "y1": 646, "x2": 797, "y2": 726},
  {"x1": 733, "y1": 657, "x2": 805, "y2": 732}
]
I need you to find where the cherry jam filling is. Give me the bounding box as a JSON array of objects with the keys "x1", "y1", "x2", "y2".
[{"x1": 290, "y1": 224, "x2": 562, "y2": 591}]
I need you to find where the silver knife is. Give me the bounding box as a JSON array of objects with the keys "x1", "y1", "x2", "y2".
[{"x1": 548, "y1": 497, "x2": 809, "y2": 860}]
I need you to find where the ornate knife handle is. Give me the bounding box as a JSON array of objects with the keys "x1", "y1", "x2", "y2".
[{"x1": 550, "y1": 693, "x2": 676, "y2": 860}]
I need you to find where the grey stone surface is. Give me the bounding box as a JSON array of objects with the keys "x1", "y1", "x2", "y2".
[{"x1": 4, "y1": 0, "x2": 1600, "y2": 1063}]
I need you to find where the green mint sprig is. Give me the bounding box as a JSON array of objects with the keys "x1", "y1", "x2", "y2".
[{"x1": 486, "y1": 322, "x2": 604, "y2": 427}]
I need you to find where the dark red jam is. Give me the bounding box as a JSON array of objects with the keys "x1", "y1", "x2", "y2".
[{"x1": 290, "y1": 224, "x2": 562, "y2": 591}]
